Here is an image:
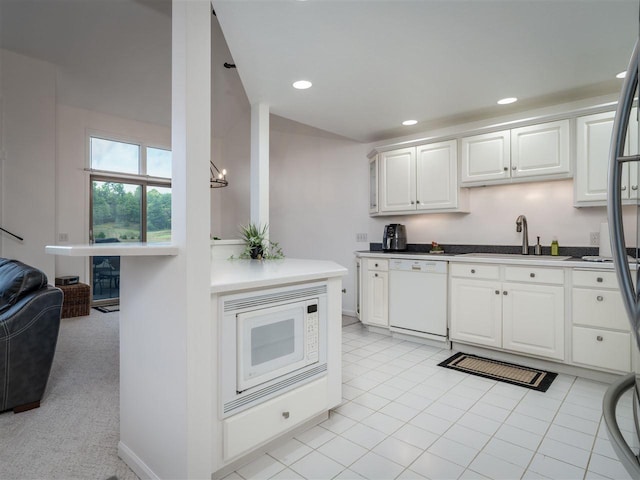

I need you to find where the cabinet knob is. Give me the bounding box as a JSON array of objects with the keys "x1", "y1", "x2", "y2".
[
  {"x1": 495, "y1": 290, "x2": 500, "y2": 295},
  {"x1": 282, "y1": 411, "x2": 290, "y2": 419},
  {"x1": 530, "y1": 273, "x2": 536, "y2": 278},
  {"x1": 596, "y1": 336, "x2": 603, "y2": 342},
  {"x1": 512, "y1": 166, "x2": 517, "y2": 171},
  {"x1": 375, "y1": 263, "x2": 378, "y2": 267},
  {"x1": 503, "y1": 291, "x2": 508, "y2": 295},
  {"x1": 597, "y1": 277, "x2": 603, "y2": 283},
  {"x1": 471, "y1": 269, "x2": 476, "y2": 274},
  {"x1": 633, "y1": 185, "x2": 638, "y2": 191},
  {"x1": 342, "y1": 288, "x2": 347, "y2": 293},
  {"x1": 596, "y1": 295, "x2": 604, "y2": 302},
  {"x1": 374, "y1": 273, "x2": 378, "y2": 277},
  {"x1": 416, "y1": 200, "x2": 420, "y2": 203},
  {"x1": 503, "y1": 167, "x2": 508, "y2": 171},
  {"x1": 622, "y1": 186, "x2": 628, "y2": 191}
]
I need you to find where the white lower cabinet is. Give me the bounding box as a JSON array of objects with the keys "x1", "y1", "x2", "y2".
[
  {"x1": 450, "y1": 263, "x2": 565, "y2": 361},
  {"x1": 502, "y1": 282, "x2": 564, "y2": 360},
  {"x1": 361, "y1": 259, "x2": 389, "y2": 327},
  {"x1": 449, "y1": 277, "x2": 502, "y2": 348},
  {"x1": 223, "y1": 377, "x2": 328, "y2": 461},
  {"x1": 571, "y1": 269, "x2": 632, "y2": 372}
]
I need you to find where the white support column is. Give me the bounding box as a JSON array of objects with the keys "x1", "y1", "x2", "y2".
[
  {"x1": 250, "y1": 102, "x2": 269, "y2": 233},
  {"x1": 117, "y1": 1, "x2": 212, "y2": 479}
]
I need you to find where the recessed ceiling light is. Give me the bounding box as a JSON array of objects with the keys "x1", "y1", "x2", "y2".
[
  {"x1": 497, "y1": 97, "x2": 518, "y2": 105},
  {"x1": 617, "y1": 71, "x2": 627, "y2": 79},
  {"x1": 402, "y1": 120, "x2": 418, "y2": 126},
  {"x1": 292, "y1": 80, "x2": 312, "y2": 90}
]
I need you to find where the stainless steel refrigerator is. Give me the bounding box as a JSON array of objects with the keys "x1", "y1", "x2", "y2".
[{"x1": 605, "y1": 28, "x2": 640, "y2": 476}]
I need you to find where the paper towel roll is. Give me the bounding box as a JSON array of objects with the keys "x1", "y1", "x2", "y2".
[{"x1": 599, "y1": 222, "x2": 612, "y2": 258}]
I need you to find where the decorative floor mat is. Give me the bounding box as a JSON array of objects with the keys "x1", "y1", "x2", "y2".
[
  {"x1": 438, "y1": 352, "x2": 557, "y2": 392},
  {"x1": 93, "y1": 305, "x2": 120, "y2": 313}
]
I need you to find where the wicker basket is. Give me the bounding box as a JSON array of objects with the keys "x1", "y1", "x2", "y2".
[{"x1": 58, "y1": 283, "x2": 90, "y2": 318}]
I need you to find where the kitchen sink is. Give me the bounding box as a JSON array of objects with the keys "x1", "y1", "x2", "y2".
[{"x1": 460, "y1": 252, "x2": 572, "y2": 261}]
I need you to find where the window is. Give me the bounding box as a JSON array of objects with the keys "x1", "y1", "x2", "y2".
[{"x1": 89, "y1": 135, "x2": 172, "y2": 305}]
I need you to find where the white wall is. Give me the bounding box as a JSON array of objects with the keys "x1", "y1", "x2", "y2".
[
  {"x1": 210, "y1": 13, "x2": 251, "y2": 240},
  {"x1": 370, "y1": 180, "x2": 637, "y2": 249},
  {"x1": 270, "y1": 115, "x2": 370, "y2": 316},
  {"x1": 55, "y1": 104, "x2": 171, "y2": 282},
  {"x1": 0, "y1": 49, "x2": 56, "y2": 281}
]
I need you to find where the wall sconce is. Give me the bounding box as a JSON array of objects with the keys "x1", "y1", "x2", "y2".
[{"x1": 210, "y1": 161, "x2": 228, "y2": 188}]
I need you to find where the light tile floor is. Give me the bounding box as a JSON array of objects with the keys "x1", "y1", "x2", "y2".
[{"x1": 226, "y1": 323, "x2": 639, "y2": 480}]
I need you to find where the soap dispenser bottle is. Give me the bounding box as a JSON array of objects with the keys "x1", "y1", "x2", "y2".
[
  {"x1": 534, "y1": 236, "x2": 542, "y2": 255},
  {"x1": 550, "y1": 237, "x2": 559, "y2": 256}
]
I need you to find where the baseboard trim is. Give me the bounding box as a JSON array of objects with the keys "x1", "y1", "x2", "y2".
[
  {"x1": 118, "y1": 441, "x2": 161, "y2": 480},
  {"x1": 342, "y1": 309, "x2": 356, "y2": 317}
]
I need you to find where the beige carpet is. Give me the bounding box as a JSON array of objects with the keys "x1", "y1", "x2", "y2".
[{"x1": 0, "y1": 310, "x2": 138, "y2": 480}]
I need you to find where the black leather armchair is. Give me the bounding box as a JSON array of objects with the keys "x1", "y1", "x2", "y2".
[{"x1": 0, "y1": 258, "x2": 63, "y2": 413}]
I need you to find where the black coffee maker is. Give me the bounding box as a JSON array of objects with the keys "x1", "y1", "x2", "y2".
[{"x1": 382, "y1": 224, "x2": 407, "y2": 251}]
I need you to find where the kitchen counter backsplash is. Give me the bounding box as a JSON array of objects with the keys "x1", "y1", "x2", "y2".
[{"x1": 368, "y1": 243, "x2": 635, "y2": 258}]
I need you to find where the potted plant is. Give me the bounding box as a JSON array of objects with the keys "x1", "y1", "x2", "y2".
[{"x1": 238, "y1": 223, "x2": 284, "y2": 260}]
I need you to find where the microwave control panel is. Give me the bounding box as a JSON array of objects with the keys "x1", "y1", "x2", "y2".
[{"x1": 306, "y1": 302, "x2": 319, "y2": 361}]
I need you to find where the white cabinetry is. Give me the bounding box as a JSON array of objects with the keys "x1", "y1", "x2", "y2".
[
  {"x1": 223, "y1": 377, "x2": 328, "y2": 460},
  {"x1": 450, "y1": 263, "x2": 565, "y2": 360},
  {"x1": 575, "y1": 109, "x2": 638, "y2": 205},
  {"x1": 502, "y1": 267, "x2": 565, "y2": 360},
  {"x1": 449, "y1": 264, "x2": 502, "y2": 347},
  {"x1": 461, "y1": 120, "x2": 570, "y2": 186},
  {"x1": 571, "y1": 269, "x2": 631, "y2": 372},
  {"x1": 369, "y1": 154, "x2": 379, "y2": 214},
  {"x1": 361, "y1": 259, "x2": 389, "y2": 327},
  {"x1": 379, "y1": 140, "x2": 467, "y2": 214}
]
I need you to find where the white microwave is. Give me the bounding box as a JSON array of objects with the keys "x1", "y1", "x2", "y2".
[{"x1": 220, "y1": 282, "x2": 328, "y2": 417}]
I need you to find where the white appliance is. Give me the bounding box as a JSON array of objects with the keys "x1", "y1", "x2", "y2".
[
  {"x1": 604, "y1": 35, "x2": 640, "y2": 476},
  {"x1": 389, "y1": 259, "x2": 448, "y2": 341},
  {"x1": 220, "y1": 282, "x2": 327, "y2": 417}
]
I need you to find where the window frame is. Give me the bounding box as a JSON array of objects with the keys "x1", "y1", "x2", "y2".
[{"x1": 87, "y1": 132, "x2": 172, "y2": 243}]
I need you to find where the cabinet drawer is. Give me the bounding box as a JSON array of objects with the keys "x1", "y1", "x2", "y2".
[
  {"x1": 367, "y1": 258, "x2": 389, "y2": 272},
  {"x1": 504, "y1": 266, "x2": 564, "y2": 285},
  {"x1": 572, "y1": 270, "x2": 618, "y2": 288},
  {"x1": 572, "y1": 326, "x2": 631, "y2": 372},
  {"x1": 223, "y1": 377, "x2": 328, "y2": 460},
  {"x1": 450, "y1": 263, "x2": 499, "y2": 280},
  {"x1": 572, "y1": 288, "x2": 629, "y2": 331}
]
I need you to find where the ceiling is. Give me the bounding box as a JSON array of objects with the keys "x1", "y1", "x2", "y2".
[
  {"x1": 213, "y1": 0, "x2": 639, "y2": 142},
  {"x1": 1, "y1": 0, "x2": 637, "y2": 143}
]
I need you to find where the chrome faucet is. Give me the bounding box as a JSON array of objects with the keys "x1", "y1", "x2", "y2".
[{"x1": 516, "y1": 215, "x2": 529, "y2": 255}]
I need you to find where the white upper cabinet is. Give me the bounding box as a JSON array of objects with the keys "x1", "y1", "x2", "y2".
[
  {"x1": 461, "y1": 130, "x2": 511, "y2": 183},
  {"x1": 461, "y1": 120, "x2": 571, "y2": 186},
  {"x1": 416, "y1": 141, "x2": 459, "y2": 210},
  {"x1": 380, "y1": 147, "x2": 416, "y2": 212},
  {"x1": 379, "y1": 140, "x2": 467, "y2": 214},
  {"x1": 369, "y1": 154, "x2": 379, "y2": 214},
  {"x1": 575, "y1": 109, "x2": 638, "y2": 206}
]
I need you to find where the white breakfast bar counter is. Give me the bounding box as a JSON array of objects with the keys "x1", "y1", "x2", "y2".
[{"x1": 211, "y1": 257, "x2": 348, "y2": 292}]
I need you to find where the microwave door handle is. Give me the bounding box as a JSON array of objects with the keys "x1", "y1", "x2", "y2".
[{"x1": 608, "y1": 38, "x2": 640, "y2": 348}]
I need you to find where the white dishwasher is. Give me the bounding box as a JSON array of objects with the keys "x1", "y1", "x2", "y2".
[{"x1": 389, "y1": 259, "x2": 448, "y2": 341}]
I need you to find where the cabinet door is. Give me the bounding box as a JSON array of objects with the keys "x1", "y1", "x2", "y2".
[
  {"x1": 365, "y1": 270, "x2": 388, "y2": 327},
  {"x1": 575, "y1": 111, "x2": 615, "y2": 203},
  {"x1": 450, "y1": 278, "x2": 502, "y2": 347},
  {"x1": 369, "y1": 155, "x2": 379, "y2": 213},
  {"x1": 416, "y1": 140, "x2": 458, "y2": 210},
  {"x1": 380, "y1": 147, "x2": 416, "y2": 212},
  {"x1": 502, "y1": 282, "x2": 564, "y2": 360},
  {"x1": 511, "y1": 120, "x2": 570, "y2": 179},
  {"x1": 461, "y1": 130, "x2": 510, "y2": 184}
]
